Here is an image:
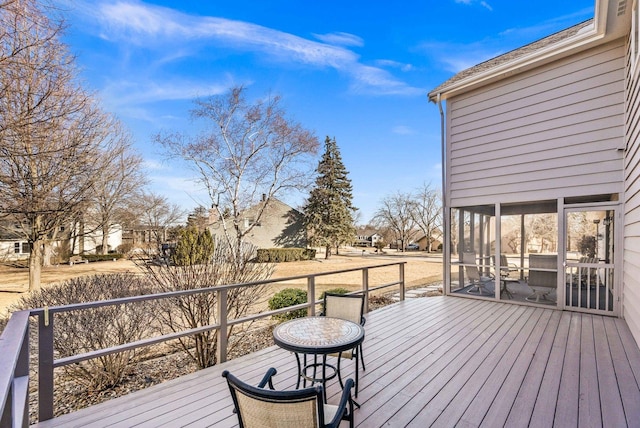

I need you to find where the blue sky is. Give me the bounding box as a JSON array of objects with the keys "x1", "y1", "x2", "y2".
[{"x1": 56, "y1": 0, "x2": 595, "y2": 223}]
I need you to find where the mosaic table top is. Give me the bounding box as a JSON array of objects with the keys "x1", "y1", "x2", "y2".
[{"x1": 273, "y1": 316, "x2": 364, "y2": 354}]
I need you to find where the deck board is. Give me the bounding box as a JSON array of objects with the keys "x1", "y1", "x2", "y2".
[
  {"x1": 502, "y1": 309, "x2": 562, "y2": 427},
  {"x1": 33, "y1": 296, "x2": 640, "y2": 428}
]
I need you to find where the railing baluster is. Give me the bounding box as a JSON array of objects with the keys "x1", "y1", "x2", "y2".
[
  {"x1": 308, "y1": 275, "x2": 316, "y2": 316},
  {"x1": 399, "y1": 263, "x2": 406, "y2": 301},
  {"x1": 363, "y1": 268, "x2": 369, "y2": 313},
  {"x1": 38, "y1": 310, "x2": 54, "y2": 422},
  {"x1": 217, "y1": 288, "x2": 228, "y2": 364}
]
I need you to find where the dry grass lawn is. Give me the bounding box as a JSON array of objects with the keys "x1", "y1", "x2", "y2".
[{"x1": 0, "y1": 250, "x2": 443, "y2": 315}]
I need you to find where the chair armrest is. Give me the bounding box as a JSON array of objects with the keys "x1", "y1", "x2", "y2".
[
  {"x1": 361, "y1": 316, "x2": 366, "y2": 326},
  {"x1": 257, "y1": 367, "x2": 278, "y2": 390},
  {"x1": 328, "y1": 378, "x2": 354, "y2": 427}
]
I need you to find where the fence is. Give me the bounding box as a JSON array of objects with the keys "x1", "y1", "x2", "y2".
[{"x1": 0, "y1": 261, "x2": 406, "y2": 426}]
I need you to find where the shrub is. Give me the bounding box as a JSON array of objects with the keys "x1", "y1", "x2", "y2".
[
  {"x1": 4, "y1": 274, "x2": 156, "y2": 391},
  {"x1": 268, "y1": 288, "x2": 308, "y2": 321},
  {"x1": 256, "y1": 248, "x2": 316, "y2": 263},
  {"x1": 82, "y1": 253, "x2": 124, "y2": 262},
  {"x1": 319, "y1": 287, "x2": 350, "y2": 300},
  {"x1": 172, "y1": 227, "x2": 214, "y2": 266},
  {"x1": 116, "y1": 242, "x2": 134, "y2": 255},
  {"x1": 141, "y1": 238, "x2": 272, "y2": 369}
]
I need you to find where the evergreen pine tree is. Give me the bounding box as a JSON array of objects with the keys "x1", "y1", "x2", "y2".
[{"x1": 303, "y1": 137, "x2": 356, "y2": 259}]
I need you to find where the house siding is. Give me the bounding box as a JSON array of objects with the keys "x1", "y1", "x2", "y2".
[
  {"x1": 209, "y1": 199, "x2": 306, "y2": 249},
  {"x1": 624, "y1": 33, "x2": 640, "y2": 345},
  {"x1": 447, "y1": 39, "x2": 626, "y2": 208}
]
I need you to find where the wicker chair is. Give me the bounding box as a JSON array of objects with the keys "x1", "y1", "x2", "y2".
[
  {"x1": 322, "y1": 292, "x2": 365, "y2": 397},
  {"x1": 222, "y1": 367, "x2": 354, "y2": 428}
]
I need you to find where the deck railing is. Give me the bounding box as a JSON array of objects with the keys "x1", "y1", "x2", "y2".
[{"x1": 0, "y1": 261, "x2": 405, "y2": 426}]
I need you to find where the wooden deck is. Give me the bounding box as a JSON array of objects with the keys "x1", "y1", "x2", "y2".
[{"x1": 35, "y1": 296, "x2": 640, "y2": 427}]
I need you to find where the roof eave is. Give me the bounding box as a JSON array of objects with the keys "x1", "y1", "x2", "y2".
[
  {"x1": 427, "y1": 0, "x2": 618, "y2": 102},
  {"x1": 428, "y1": 26, "x2": 604, "y2": 102}
]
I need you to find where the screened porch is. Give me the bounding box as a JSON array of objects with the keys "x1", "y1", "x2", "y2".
[{"x1": 448, "y1": 195, "x2": 620, "y2": 316}]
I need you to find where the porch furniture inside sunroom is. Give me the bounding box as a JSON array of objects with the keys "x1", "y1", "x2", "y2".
[
  {"x1": 463, "y1": 252, "x2": 494, "y2": 296},
  {"x1": 222, "y1": 367, "x2": 355, "y2": 428},
  {"x1": 526, "y1": 254, "x2": 557, "y2": 303},
  {"x1": 493, "y1": 254, "x2": 520, "y2": 299}
]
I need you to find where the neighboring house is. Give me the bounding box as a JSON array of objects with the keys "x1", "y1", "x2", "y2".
[
  {"x1": 355, "y1": 228, "x2": 383, "y2": 247},
  {"x1": 416, "y1": 235, "x2": 442, "y2": 252},
  {"x1": 429, "y1": 0, "x2": 640, "y2": 347},
  {"x1": 208, "y1": 198, "x2": 306, "y2": 249},
  {"x1": 69, "y1": 224, "x2": 123, "y2": 254},
  {"x1": 122, "y1": 225, "x2": 169, "y2": 249},
  {"x1": 0, "y1": 224, "x2": 30, "y2": 261},
  {"x1": 0, "y1": 217, "x2": 122, "y2": 262}
]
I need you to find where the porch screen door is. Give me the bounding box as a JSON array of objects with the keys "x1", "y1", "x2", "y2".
[{"x1": 564, "y1": 207, "x2": 617, "y2": 315}]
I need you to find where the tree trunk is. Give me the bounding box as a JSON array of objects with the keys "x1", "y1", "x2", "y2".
[
  {"x1": 325, "y1": 244, "x2": 331, "y2": 259},
  {"x1": 101, "y1": 223, "x2": 110, "y2": 254},
  {"x1": 79, "y1": 221, "x2": 85, "y2": 254},
  {"x1": 28, "y1": 240, "x2": 44, "y2": 291},
  {"x1": 42, "y1": 243, "x2": 53, "y2": 267}
]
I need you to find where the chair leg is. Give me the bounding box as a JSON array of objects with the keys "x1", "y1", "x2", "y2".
[
  {"x1": 359, "y1": 344, "x2": 365, "y2": 371},
  {"x1": 336, "y1": 352, "x2": 345, "y2": 389},
  {"x1": 354, "y1": 352, "x2": 359, "y2": 398}
]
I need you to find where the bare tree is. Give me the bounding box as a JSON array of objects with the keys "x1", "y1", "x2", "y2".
[
  {"x1": 186, "y1": 206, "x2": 211, "y2": 232},
  {"x1": 131, "y1": 191, "x2": 185, "y2": 254},
  {"x1": 140, "y1": 238, "x2": 273, "y2": 369},
  {"x1": 0, "y1": 0, "x2": 124, "y2": 290},
  {"x1": 410, "y1": 182, "x2": 442, "y2": 252},
  {"x1": 526, "y1": 214, "x2": 557, "y2": 253},
  {"x1": 89, "y1": 125, "x2": 147, "y2": 254},
  {"x1": 373, "y1": 191, "x2": 418, "y2": 251},
  {"x1": 156, "y1": 86, "x2": 319, "y2": 266}
]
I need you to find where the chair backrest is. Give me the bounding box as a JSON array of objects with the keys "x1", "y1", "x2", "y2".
[
  {"x1": 224, "y1": 370, "x2": 324, "y2": 428},
  {"x1": 498, "y1": 254, "x2": 519, "y2": 277},
  {"x1": 324, "y1": 293, "x2": 364, "y2": 325},
  {"x1": 528, "y1": 254, "x2": 557, "y2": 289},
  {"x1": 462, "y1": 252, "x2": 481, "y2": 282}
]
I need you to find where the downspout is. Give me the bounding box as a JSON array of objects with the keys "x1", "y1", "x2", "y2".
[{"x1": 437, "y1": 93, "x2": 449, "y2": 295}]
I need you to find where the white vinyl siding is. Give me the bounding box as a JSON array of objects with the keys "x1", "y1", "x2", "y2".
[
  {"x1": 624, "y1": 28, "x2": 640, "y2": 345},
  {"x1": 447, "y1": 40, "x2": 626, "y2": 207}
]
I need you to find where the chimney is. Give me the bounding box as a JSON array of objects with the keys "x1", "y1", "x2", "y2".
[{"x1": 262, "y1": 193, "x2": 266, "y2": 202}]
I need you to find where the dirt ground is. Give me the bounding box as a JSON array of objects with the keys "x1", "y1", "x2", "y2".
[{"x1": 0, "y1": 249, "x2": 443, "y2": 316}]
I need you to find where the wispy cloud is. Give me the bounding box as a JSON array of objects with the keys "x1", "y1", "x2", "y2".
[
  {"x1": 392, "y1": 125, "x2": 414, "y2": 135},
  {"x1": 102, "y1": 79, "x2": 230, "y2": 106},
  {"x1": 74, "y1": 0, "x2": 422, "y2": 96},
  {"x1": 376, "y1": 59, "x2": 415, "y2": 72},
  {"x1": 480, "y1": 2, "x2": 493, "y2": 11},
  {"x1": 454, "y1": 0, "x2": 493, "y2": 10},
  {"x1": 313, "y1": 32, "x2": 364, "y2": 47}
]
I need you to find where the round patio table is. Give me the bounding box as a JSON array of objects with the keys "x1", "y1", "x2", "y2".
[{"x1": 273, "y1": 316, "x2": 365, "y2": 394}]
